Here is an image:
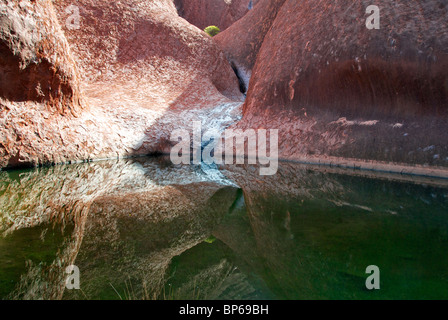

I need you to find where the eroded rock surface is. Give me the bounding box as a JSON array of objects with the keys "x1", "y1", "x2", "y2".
[
  {"x1": 2, "y1": 0, "x2": 448, "y2": 171},
  {"x1": 0, "y1": 0, "x2": 243, "y2": 169},
  {"x1": 0, "y1": 0, "x2": 82, "y2": 111},
  {"x1": 174, "y1": 0, "x2": 258, "y2": 32},
  {"x1": 214, "y1": 0, "x2": 287, "y2": 91},
  {"x1": 223, "y1": 0, "x2": 448, "y2": 167}
]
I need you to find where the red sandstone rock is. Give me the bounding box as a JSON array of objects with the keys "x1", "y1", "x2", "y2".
[
  {"x1": 230, "y1": 0, "x2": 448, "y2": 167},
  {"x1": 0, "y1": 0, "x2": 82, "y2": 114},
  {"x1": 174, "y1": 0, "x2": 258, "y2": 32},
  {"x1": 214, "y1": 0, "x2": 286, "y2": 90},
  {"x1": 0, "y1": 0, "x2": 244, "y2": 169},
  {"x1": 2, "y1": 0, "x2": 448, "y2": 170},
  {"x1": 244, "y1": 0, "x2": 448, "y2": 117}
]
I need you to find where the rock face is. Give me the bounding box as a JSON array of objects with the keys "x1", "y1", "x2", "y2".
[
  {"x1": 222, "y1": 0, "x2": 448, "y2": 167},
  {"x1": 0, "y1": 0, "x2": 85, "y2": 168},
  {"x1": 0, "y1": 0, "x2": 243, "y2": 169},
  {"x1": 174, "y1": 0, "x2": 258, "y2": 32},
  {"x1": 0, "y1": 0, "x2": 82, "y2": 113},
  {"x1": 2, "y1": 0, "x2": 448, "y2": 171},
  {"x1": 214, "y1": 0, "x2": 287, "y2": 91}
]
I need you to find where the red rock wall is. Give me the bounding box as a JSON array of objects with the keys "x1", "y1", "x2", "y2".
[
  {"x1": 0, "y1": 0, "x2": 82, "y2": 115},
  {"x1": 0, "y1": 0, "x2": 244, "y2": 169},
  {"x1": 228, "y1": 0, "x2": 448, "y2": 167},
  {"x1": 2, "y1": 0, "x2": 448, "y2": 170},
  {"x1": 52, "y1": 0, "x2": 242, "y2": 103},
  {"x1": 214, "y1": 0, "x2": 287, "y2": 87},
  {"x1": 244, "y1": 0, "x2": 448, "y2": 118},
  {"x1": 174, "y1": 0, "x2": 258, "y2": 31}
]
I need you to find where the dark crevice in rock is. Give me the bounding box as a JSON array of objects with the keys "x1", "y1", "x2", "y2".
[
  {"x1": 231, "y1": 61, "x2": 247, "y2": 95},
  {"x1": 173, "y1": 0, "x2": 184, "y2": 18}
]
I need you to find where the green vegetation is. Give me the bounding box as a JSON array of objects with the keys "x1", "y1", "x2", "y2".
[
  {"x1": 204, "y1": 235, "x2": 217, "y2": 244},
  {"x1": 204, "y1": 25, "x2": 220, "y2": 37}
]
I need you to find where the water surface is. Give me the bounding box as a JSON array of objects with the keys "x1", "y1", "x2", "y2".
[{"x1": 1, "y1": 157, "x2": 447, "y2": 300}]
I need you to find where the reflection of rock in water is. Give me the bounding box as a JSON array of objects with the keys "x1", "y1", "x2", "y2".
[
  {"x1": 3, "y1": 160, "x2": 448, "y2": 299},
  {"x1": 217, "y1": 162, "x2": 448, "y2": 299},
  {"x1": 155, "y1": 187, "x2": 274, "y2": 300},
  {"x1": 0, "y1": 158, "x2": 238, "y2": 300},
  {"x1": 168, "y1": 259, "x2": 263, "y2": 300},
  {"x1": 64, "y1": 183, "x2": 237, "y2": 300}
]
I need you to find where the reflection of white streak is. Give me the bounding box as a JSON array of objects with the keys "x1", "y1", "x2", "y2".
[
  {"x1": 330, "y1": 200, "x2": 373, "y2": 212},
  {"x1": 386, "y1": 210, "x2": 398, "y2": 215},
  {"x1": 331, "y1": 117, "x2": 379, "y2": 127}
]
